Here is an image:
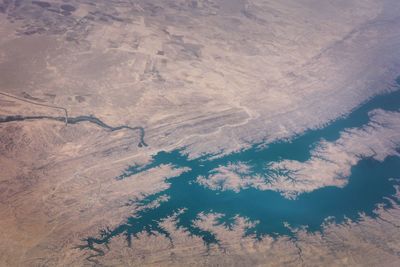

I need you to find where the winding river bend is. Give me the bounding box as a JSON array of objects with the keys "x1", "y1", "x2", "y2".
[
  {"x1": 81, "y1": 87, "x2": 400, "y2": 253},
  {"x1": 0, "y1": 115, "x2": 147, "y2": 147},
  {"x1": 0, "y1": 91, "x2": 147, "y2": 147}
]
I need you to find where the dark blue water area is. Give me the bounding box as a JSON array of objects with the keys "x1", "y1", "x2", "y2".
[{"x1": 83, "y1": 87, "x2": 400, "y2": 249}]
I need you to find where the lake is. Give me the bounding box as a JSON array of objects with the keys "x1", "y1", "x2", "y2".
[{"x1": 84, "y1": 87, "x2": 400, "y2": 247}]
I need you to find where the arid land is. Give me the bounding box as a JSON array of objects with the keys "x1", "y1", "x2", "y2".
[{"x1": 1, "y1": 0, "x2": 400, "y2": 266}]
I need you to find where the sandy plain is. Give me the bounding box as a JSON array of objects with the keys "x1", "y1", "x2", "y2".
[{"x1": 0, "y1": 0, "x2": 400, "y2": 266}]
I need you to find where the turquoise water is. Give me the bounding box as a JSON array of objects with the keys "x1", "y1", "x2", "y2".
[{"x1": 83, "y1": 88, "x2": 400, "y2": 248}]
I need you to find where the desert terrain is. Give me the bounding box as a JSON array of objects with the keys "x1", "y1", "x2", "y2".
[{"x1": 1, "y1": 0, "x2": 400, "y2": 266}]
